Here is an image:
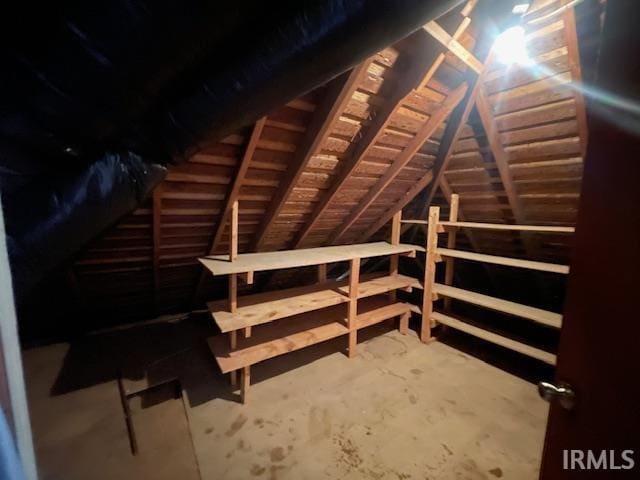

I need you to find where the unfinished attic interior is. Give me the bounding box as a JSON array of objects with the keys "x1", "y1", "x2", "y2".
[{"x1": 2, "y1": 0, "x2": 640, "y2": 479}]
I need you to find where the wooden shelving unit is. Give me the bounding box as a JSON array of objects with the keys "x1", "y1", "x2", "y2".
[
  {"x1": 200, "y1": 202, "x2": 416, "y2": 403},
  {"x1": 402, "y1": 194, "x2": 573, "y2": 366}
]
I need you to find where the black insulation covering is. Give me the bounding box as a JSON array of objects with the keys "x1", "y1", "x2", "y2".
[{"x1": 1, "y1": 0, "x2": 462, "y2": 301}]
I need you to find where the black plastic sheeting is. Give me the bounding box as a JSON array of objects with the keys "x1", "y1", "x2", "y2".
[{"x1": 1, "y1": 0, "x2": 464, "y2": 302}]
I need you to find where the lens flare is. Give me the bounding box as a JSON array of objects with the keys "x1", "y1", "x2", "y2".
[{"x1": 494, "y1": 26, "x2": 531, "y2": 66}]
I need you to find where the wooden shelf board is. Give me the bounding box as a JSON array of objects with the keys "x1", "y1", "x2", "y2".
[
  {"x1": 436, "y1": 248, "x2": 570, "y2": 274},
  {"x1": 434, "y1": 283, "x2": 562, "y2": 328},
  {"x1": 200, "y1": 241, "x2": 417, "y2": 275},
  {"x1": 439, "y1": 221, "x2": 575, "y2": 233},
  {"x1": 209, "y1": 274, "x2": 417, "y2": 332},
  {"x1": 208, "y1": 297, "x2": 410, "y2": 373},
  {"x1": 432, "y1": 311, "x2": 557, "y2": 365},
  {"x1": 208, "y1": 304, "x2": 349, "y2": 373},
  {"x1": 356, "y1": 301, "x2": 410, "y2": 330}
]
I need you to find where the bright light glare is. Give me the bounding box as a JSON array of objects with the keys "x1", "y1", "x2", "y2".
[{"x1": 494, "y1": 26, "x2": 531, "y2": 66}]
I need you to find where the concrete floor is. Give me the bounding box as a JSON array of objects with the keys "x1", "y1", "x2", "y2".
[{"x1": 23, "y1": 319, "x2": 549, "y2": 480}]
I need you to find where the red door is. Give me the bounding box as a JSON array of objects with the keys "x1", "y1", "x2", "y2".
[{"x1": 539, "y1": 0, "x2": 640, "y2": 477}]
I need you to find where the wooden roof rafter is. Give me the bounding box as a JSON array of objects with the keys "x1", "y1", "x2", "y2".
[
  {"x1": 328, "y1": 82, "x2": 468, "y2": 244},
  {"x1": 249, "y1": 61, "x2": 373, "y2": 252},
  {"x1": 292, "y1": 3, "x2": 479, "y2": 248},
  {"x1": 191, "y1": 117, "x2": 266, "y2": 303}
]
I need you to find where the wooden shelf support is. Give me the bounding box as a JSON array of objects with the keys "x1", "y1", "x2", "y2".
[
  {"x1": 348, "y1": 258, "x2": 360, "y2": 358},
  {"x1": 421, "y1": 206, "x2": 440, "y2": 343},
  {"x1": 443, "y1": 194, "x2": 459, "y2": 311}
]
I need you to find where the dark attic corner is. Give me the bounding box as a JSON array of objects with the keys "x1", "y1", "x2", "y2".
[{"x1": 1, "y1": 1, "x2": 640, "y2": 479}]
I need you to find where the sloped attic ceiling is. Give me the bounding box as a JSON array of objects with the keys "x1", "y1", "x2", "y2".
[{"x1": 60, "y1": 0, "x2": 602, "y2": 327}]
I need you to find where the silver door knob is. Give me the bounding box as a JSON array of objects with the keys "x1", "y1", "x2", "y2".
[{"x1": 538, "y1": 381, "x2": 576, "y2": 410}]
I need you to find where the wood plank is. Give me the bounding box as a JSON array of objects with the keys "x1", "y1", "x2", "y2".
[
  {"x1": 200, "y1": 241, "x2": 416, "y2": 275},
  {"x1": 251, "y1": 62, "x2": 372, "y2": 251},
  {"x1": 443, "y1": 193, "x2": 459, "y2": 311},
  {"x1": 348, "y1": 258, "x2": 360, "y2": 358},
  {"x1": 432, "y1": 312, "x2": 556, "y2": 365},
  {"x1": 434, "y1": 283, "x2": 562, "y2": 328},
  {"x1": 356, "y1": 302, "x2": 411, "y2": 330},
  {"x1": 208, "y1": 296, "x2": 405, "y2": 373},
  {"x1": 329, "y1": 83, "x2": 468, "y2": 243},
  {"x1": 423, "y1": 21, "x2": 483, "y2": 73},
  {"x1": 421, "y1": 206, "x2": 439, "y2": 342},
  {"x1": 152, "y1": 185, "x2": 162, "y2": 311},
  {"x1": 439, "y1": 221, "x2": 575, "y2": 233},
  {"x1": 208, "y1": 273, "x2": 417, "y2": 332},
  {"x1": 436, "y1": 247, "x2": 570, "y2": 274},
  {"x1": 192, "y1": 119, "x2": 265, "y2": 303}
]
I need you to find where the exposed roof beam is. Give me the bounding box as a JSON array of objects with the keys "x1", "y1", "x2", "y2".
[
  {"x1": 293, "y1": 13, "x2": 477, "y2": 249},
  {"x1": 423, "y1": 21, "x2": 483, "y2": 74},
  {"x1": 562, "y1": 6, "x2": 588, "y2": 158},
  {"x1": 359, "y1": 169, "x2": 434, "y2": 242},
  {"x1": 329, "y1": 83, "x2": 468, "y2": 244},
  {"x1": 476, "y1": 87, "x2": 540, "y2": 257},
  {"x1": 249, "y1": 61, "x2": 372, "y2": 251},
  {"x1": 192, "y1": 118, "x2": 265, "y2": 303}
]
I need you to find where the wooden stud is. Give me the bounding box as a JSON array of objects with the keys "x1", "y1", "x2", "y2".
[
  {"x1": 229, "y1": 200, "x2": 238, "y2": 261},
  {"x1": 240, "y1": 366, "x2": 250, "y2": 404},
  {"x1": 421, "y1": 207, "x2": 440, "y2": 343},
  {"x1": 389, "y1": 210, "x2": 401, "y2": 302},
  {"x1": 399, "y1": 311, "x2": 410, "y2": 335},
  {"x1": 317, "y1": 264, "x2": 327, "y2": 283},
  {"x1": 251, "y1": 61, "x2": 373, "y2": 251},
  {"x1": 228, "y1": 274, "x2": 238, "y2": 313},
  {"x1": 229, "y1": 330, "x2": 238, "y2": 388},
  {"x1": 347, "y1": 257, "x2": 360, "y2": 358},
  {"x1": 239, "y1": 271, "x2": 254, "y2": 285},
  {"x1": 443, "y1": 194, "x2": 459, "y2": 311}
]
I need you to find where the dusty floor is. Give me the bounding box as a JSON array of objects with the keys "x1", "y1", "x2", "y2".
[{"x1": 23, "y1": 318, "x2": 548, "y2": 480}]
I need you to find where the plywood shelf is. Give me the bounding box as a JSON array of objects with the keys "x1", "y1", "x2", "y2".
[
  {"x1": 199, "y1": 241, "x2": 416, "y2": 276},
  {"x1": 438, "y1": 221, "x2": 575, "y2": 233},
  {"x1": 209, "y1": 274, "x2": 417, "y2": 332},
  {"x1": 432, "y1": 312, "x2": 557, "y2": 365},
  {"x1": 436, "y1": 248, "x2": 570, "y2": 274},
  {"x1": 433, "y1": 283, "x2": 562, "y2": 328},
  {"x1": 209, "y1": 297, "x2": 411, "y2": 373}
]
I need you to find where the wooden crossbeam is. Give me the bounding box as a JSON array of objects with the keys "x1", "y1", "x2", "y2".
[
  {"x1": 328, "y1": 83, "x2": 468, "y2": 244},
  {"x1": 191, "y1": 118, "x2": 265, "y2": 304},
  {"x1": 250, "y1": 61, "x2": 372, "y2": 251},
  {"x1": 423, "y1": 21, "x2": 483, "y2": 74}
]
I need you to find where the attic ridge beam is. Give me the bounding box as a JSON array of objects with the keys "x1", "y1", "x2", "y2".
[
  {"x1": 250, "y1": 60, "x2": 373, "y2": 252},
  {"x1": 562, "y1": 6, "x2": 588, "y2": 158},
  {"x1": 329, "y1": 83, "x2": 468, "y2": 245},
  {"x1": 191, "y1": 117, "x2": 265, "y2": 304},
  {"x1": 423, "y1": 21, "x2": 483, "y2": 74},
  {"x1": 359, "y1": 170, "x2": 434, "y2": 242}
]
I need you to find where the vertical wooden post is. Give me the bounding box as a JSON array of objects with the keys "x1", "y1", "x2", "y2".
[
  {"x1": 421, "y1": 206, "x2": 440, "y2": 343},
  {"x1": 389, "y1": 210, "x2": 401, "y2": 303},
  {"x1": 229, "y1": 200, "x2": 238, "y2": 261},
  {"x1": 399, "y1": 311, "x2": 410, "y2": 335},
  {"x1": 443, "y1": 194, "x2": 459, "y2": 311},
  {"x1": 348, "y1": 257, "x2": 360, "y2": 358},
  {"x1": 229, "y1": 199, "x2": 241, "y2": 385},
  {"x1": 318, "y1": 263, "x2": 327, "y2": 283},
  {"x1": 240, "y1": 366, "x2": 250, "y2": 404},
  {"x1": 152, "y1": 186, "x2": 162, "y2": 314}
]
